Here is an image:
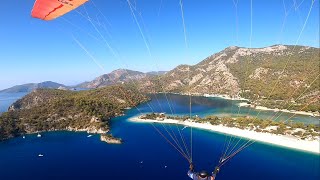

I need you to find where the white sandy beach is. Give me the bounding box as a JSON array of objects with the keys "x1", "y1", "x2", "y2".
[
  {"x1": 238, "y1": 102, "x2": 320, "y2": 117},
  {"x1": 199, "y1": 93, "x2": 319, "y2": 117},
  {"x1": 162, "y1": 92, "x2": 319, "y2": 117},
  {"x1": 130, "y1": 117, "x2": 320, "y2": 154},
  {"x1": 203, "y1": 93, "x2": 249, "y2": 101},
  {"x1": 158, "y1": 92, "x2": 249, "y2": 101}
]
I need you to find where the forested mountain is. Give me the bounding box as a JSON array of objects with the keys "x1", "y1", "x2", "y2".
[
  {"x1": 0, "y1": 85, "x2": 149, "y2": 141},
  {"x1": 77, "y1": 69, "x2": 154, "y2": 89},
  {"x1": 2, "y1": 45, "x2": 318, "y2": 114},
  {"x1": 137, "y1": 45, "x2": 319, "y2": 111},
  {"x1": 0, "y1": 81, "x2": 68, "y2": 93}
]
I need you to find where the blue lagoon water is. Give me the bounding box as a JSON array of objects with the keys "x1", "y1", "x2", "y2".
[{"x1": 0, "y1": 93, "x2": 319, "y2": 180}]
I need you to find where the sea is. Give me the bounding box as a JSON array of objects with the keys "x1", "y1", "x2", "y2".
[{"x1": 0, "y1": 92, "x2": 319, "y2": 180}]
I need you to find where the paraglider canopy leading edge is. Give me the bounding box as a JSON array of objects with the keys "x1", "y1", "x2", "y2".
[{"x1": 31, "y1": 0, "x2": 89, "y2": 21}]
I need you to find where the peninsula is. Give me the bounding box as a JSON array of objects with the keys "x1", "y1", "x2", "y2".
[
  {"x1": 0, "y1": 85, "x2": 149, "y2": 141},
  {"x1": 130, "y1": 113, "x2": 320, "y2": 154}
]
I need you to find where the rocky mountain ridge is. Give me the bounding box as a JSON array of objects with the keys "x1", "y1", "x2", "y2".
[
  {"x1": 136, "y1": 45, "x2": 319, "y2": 111},
  {"x1": 0, "y1": 81, "x2": 68, "y2": 93},
  {"x1": 77, "y1": 69, "x2": 164, "y2": 89},
  {"x1": 1, "y1": 44, "x2": 318, "y2": 112}
]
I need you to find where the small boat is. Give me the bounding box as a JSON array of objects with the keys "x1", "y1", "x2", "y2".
[
  {"x1": 22, "y1": 136, "x2": 25, "y2": 139},
  {"x1": 87, "y1": 135, "x2": 93, "y2": 138},
  {"x1": 38, "y1": 154, "x2": 44, "y2": 157},
  {"x1": 164, "y1": 165, "x2": 167, "y2": 168},
  {"x1": 140, "y1": 161, "x2": 143, "y2": 164},
  {"x1": 37, "y1": 133, "x2": 41, "y2": 138}
]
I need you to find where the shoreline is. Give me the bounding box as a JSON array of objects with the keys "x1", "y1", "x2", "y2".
[
  {"x1": 129, "y1": 116, "x2": 320, "y2": 154},
  {"x1": 160, "y1": 92, "x2": 249, "y2": 101},
  {"x1": 202, "y1": 93, "x2": 249, "y2": 101},
  {"x1": 238, "y1": 102, "x2": 320, "y2": 117},
  {"x1": 0, "y1": 128, "x2": 110, "y2": 142},
  {"x1": 157, "y1": 92, "x2": 319, "y2": 117}
]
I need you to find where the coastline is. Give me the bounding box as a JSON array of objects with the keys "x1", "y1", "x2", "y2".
[
  {"x1": 238, "y1": 102, "x2": 320, "y2": 117},
  {"x1": 23, "y1": 126, "x2": 109, "y2": 135},
  {"x1": 129, "y1": 116, "x2": 320, "y2": 154},
  {"x1": 203, "y1": 94, "x2": 319, "y2": 117},
  {"x1": 3, "y1": 127, "x2": 113, "y2": 143},
  {"x1": 162, "y1": 92, "x2": 249, "y2": 101},
  {"x1": 157, "y1": 92, "x2": 319, "y2": 117},
  {"x1": 203, "y1": 93, "x2": 249, "y2": 101}
]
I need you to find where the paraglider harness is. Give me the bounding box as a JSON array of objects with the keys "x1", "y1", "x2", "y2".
[{"x1": 188, "y1": 163, "x2": 220, "y2": 180}]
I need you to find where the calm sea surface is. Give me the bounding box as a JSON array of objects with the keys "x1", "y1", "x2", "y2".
[
  {"x1": 0, "y1": 92, "x2": 27, "y2": 113},
  {"x1": 0, "y1": 93, "x2": 319, "y2": 180}
]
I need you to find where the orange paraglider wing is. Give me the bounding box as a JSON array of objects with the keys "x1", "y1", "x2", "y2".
[{"x1": 31, "y1": 0, "x2": 88, "y2": 21}]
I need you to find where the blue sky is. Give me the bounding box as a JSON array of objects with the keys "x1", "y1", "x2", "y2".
[{"x1": 0, "y1": 0, "x2": 319, "y2": 89}]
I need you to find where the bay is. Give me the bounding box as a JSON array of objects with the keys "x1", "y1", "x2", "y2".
[{"x1": 0, "y1": 93, "x2": 319, "y2": 180}]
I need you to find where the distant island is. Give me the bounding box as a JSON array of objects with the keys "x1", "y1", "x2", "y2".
[
  {"x1": 0, "y1": 85, "x2": 149, "y2": 142},
  {"x1": 131, "y1": 113, "x2": 320, "y2": 153},
  {"x1": 0, "y1": 81, "x2": 69, "y2": 93}
]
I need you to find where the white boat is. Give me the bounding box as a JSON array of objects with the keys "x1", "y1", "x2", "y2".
[
  {"x1": 38, "y1": 154, "x2": 44, "y2": 157},
  {"x1": 22, "y1": 136, "x2": 25, "y2": 139},
  {"x1": 37, "y1": 133, "x2": 41, "y2": 138},
  {"x1": 87, "y1": 135, "x2": 93, "y2": 138}
]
